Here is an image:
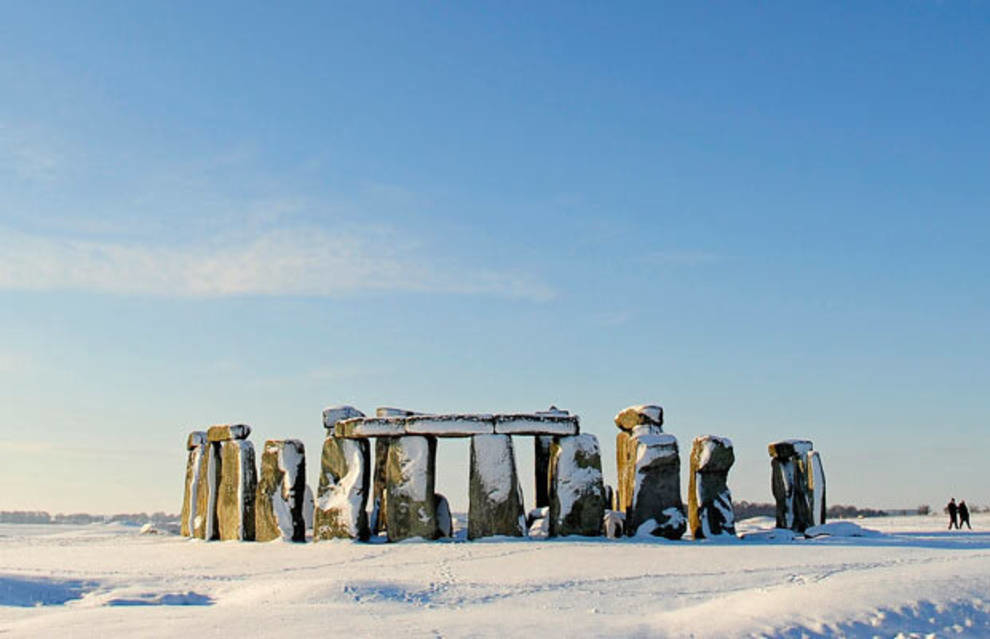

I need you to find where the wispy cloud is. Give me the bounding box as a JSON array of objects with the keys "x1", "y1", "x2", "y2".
[
  {"x1": 637, "y1": 250, "x2": 725, "y2": 266},
  {"x1": 0, "y1": 226, "x2": 555, "y2": 301}
]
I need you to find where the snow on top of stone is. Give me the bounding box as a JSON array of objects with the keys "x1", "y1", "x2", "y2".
[
  {"x1": 407, "y1": 414, "x2": 494, "y2": 436},
  {"x1": 634, "y1": 433, "x2": 678, "y2": 447},
  {"x1": 535, "y1": 405, "x2": 569, "y2": 416},
  {"x1": 206, "y1": 424, "x2": 251, "y2": 442},
  {"x1": 553, "y1": 434, "x2": 603, "y2": 522},
  {"x1": 614, "y1": 404, "x2": 664, "y2": 430},
  {"x1": 768, "y1": 439, "x2": 813, "y2": 458},
  {"x1": 186, "y1": 431, "x2": 207, "y2": 450},
  {"x1": 694, "y1": 435, "x2": 733, "y2": 470},
  {"x1": 376, "y1": 407, "x2": 426, "y2": 417},
  {"x1": 322, "y1": 405, "x2": 365, "y2": 430},
  {"x1": 472, "y1": 434, "x2": 515, "y2": 502},
  {"x1": 695, "y1": 434, "x2": 733, "y2": 448}
]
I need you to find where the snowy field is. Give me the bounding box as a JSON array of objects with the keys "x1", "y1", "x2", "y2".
[{"x1": 1, "y1": 515, "x2": 988, "y2": 638}]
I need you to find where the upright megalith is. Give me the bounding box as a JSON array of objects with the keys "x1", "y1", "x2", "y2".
[
  {"x1": 807, "y1": 450, "x2": 826, "y2": 527},
  {"x1": 214, "y1": 426, "x2": 257, "y2": 541},
  {"x1": 469, "y1": 434, "x2": 526, "y2": 539},
  {"x1": 534, "y1": 407, "x2": 568, "y2": 508},
  {"x1": 435, "y1": 493, "x2": 453, "y2": 538},
  {"x1": 768, "y1": 439, "x2": 814, "y2": 532},
  {"x1": 255, "y1": 439, "x2": 307, "y2": 542},
  {"x1": 549, "y1": 434, "x2": 606, "y2": 537},
  {"x1": 371, "y1": 407, "x2": 423, "y2": 534},
  {"x1": 386, "y1": 435, "x2": 438, "y2": 541},
  {"x1": 614, "y1": 405, "x2": 664, "y2": 515},
  {"x1": 314, "y1": 436, "x2": 371, "y2": 541},
  {"x1": 626, "y1": 433, "x2": 686, "y2": 539},
  {"x1": 193, "y1": 439, "x2": 221, "y2": 540},
  {"x1": 688, "y1": 436, "x2": 736, "y2": 539},
  {"x1": 181, "y1": 431, "x2": 207, "y2": 537}
]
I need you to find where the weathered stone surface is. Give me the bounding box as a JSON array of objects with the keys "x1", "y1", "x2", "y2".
[
  {"x1": 335, "y1": 417, "x2": 406, "y2": 438},
  {"x1": 314, "y1": 436, "x2": 370, "y2": 541},
  {"x1": 303, "y1": 484, "x2": 314, "y2": 532},
  {"x1": 769, "y1": 439, "x2": 815, "y2": 532},
  {"x1": 494, "y1": 414, "x2": 578, "y2": 436},
  {"x1": 193, "y1": 442, "x2": 220, "y2": 539},
  {"x1": 371, "y1": 438, "x2": 389, "y2": 534},
  {"x1": 614, "y1": 405, "x2": 664, "y2": 431},
  {"x1": 615, "y1": 430, "x2": 635, "y2": 514},
  {"x1": 385, "y1": 435, "x2": 438, "y2": 541},
  {"x1": 534, "y1": 436, "x2": 552, "y2": 508},
  {"x1": 207, "y1": 424, "x2": 251, "y2": 442},
  {"x1": 407, "y1": 414, "x2": 494, "y2": 437},
  {"x1": 549, "y1": 434, "x2": 606, "y2": 537},
  {"x1": 435, "y1": 493, "x2": 453, "y2": 538},
  {"x1": 468, "y1": 434, "x2": 526, "y2": 539},
  {"x1": 255, "y1": 440, "x2": 307, "y2": 542},
  {"x1": 180, "y1": 431, "x2": 207, "y2": 537},
  {"x1": 604, "y1": 509, "x2": 625, "y2": 539},
  {"x1": 807, "y1": 451, "x2": 826, "y2": 527},
  {"x1": 376, "y1": 407, "x2": 424, "y2": 418},
  {"x1": 217, "y1": 440, "x2": 257, "y2": 541},
  {"x1": 626, "y1": 433, "x2": 685, "y2": 539},
  {"x1": 323, "y1": 405, "x2": 365, "y2": 433},
  {"x1": 688, "y1": 435, "x2": 736, "y2": 539}
]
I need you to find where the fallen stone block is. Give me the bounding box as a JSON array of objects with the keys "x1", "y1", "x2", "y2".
[
  {"x1": 468, "y1": 434, "x2": 526, "y2": 539},
  {"x1": 217, "y1": 439, "x2": 257, "y2": 541},
  {"x1": 314, "y1": 436, "x2": 371, "y2": 540},
  {"x1": 688, "y1": 435, "x2": 736, "y2": 539},
  {"x1": 549, "y1": 434, "x2": 606, "y2": 537},
  {"x1": 386, "y1": 435, "x2": 438, "y2": 541},
  {"x1": 255, "y1": 439, "x2": 307, "y2": 542}
]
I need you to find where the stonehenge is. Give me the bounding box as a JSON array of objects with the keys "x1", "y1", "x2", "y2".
[{"x1": 179, "y1": 403, "x2": 827, "y2": 543}]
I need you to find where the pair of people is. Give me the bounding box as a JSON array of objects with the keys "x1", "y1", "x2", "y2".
[{"x1": 947, "y1": 498, "x2": 972, "y2": 530}]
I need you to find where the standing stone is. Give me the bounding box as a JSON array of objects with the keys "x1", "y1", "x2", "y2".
[
  {"x1": 614, "y1": 405, "x2": 663, "y2": 517},
  {"x1": 626, "y1": 433, "x2": 686, "y2": 539},
  {"x1": 303, "y1": 484, "x2": 314, "y2": 532},
  {"x1": 255, "y1": 439, "x2": 307, "y2": 542},
  {"x1": 807, "y1": 451, "x2": 827, "y2": 527},
  {"x1": 180, "y1": 431, "x2": 207, "y2": 537},
  {"x1": 314, "y1": 436, "x2": 371, "y2": 541},
  {"x1": 468, "y1": 434, "x2": 526, "y2": 539},
  {"x1": 534, "y1": 436, "x2": 552, "y2": 508},
  {"x1": 435, "y1": 493, "x2": 453, "y2": 538},
  {"x1": 768, "y1": 439, "x2": 815, "y2": 533},
  {"x1": 371, "y1": 407, "x2": 423, "y2": 534},
  {"x1": 385, "y1": 435, "x2": 438, "y2": 541},
  {"x1": 193, "y1": 441, "x2": 221, "y2": 540},
  {"x1": 217, "y1": 439, "x2": 257, "y2": 541},
  {"x1": 688, "y1": 435, "x2": 736, "y2": 539},
  {"x1": 549, "y1": 434, "x2": 606, "y2": 537}
]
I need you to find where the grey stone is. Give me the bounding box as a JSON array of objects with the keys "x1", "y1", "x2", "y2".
[
  {"x1": 217, "y1": 439, "x2": 257, "y2": 541},
  {"x1": 193, "y1": 441, "x2": 221, "y2": 540},
  {"x1": 407, "y1": 414, "x2": 495, "y2": 437},
  {"x1": 323, "y1": 405, "x2": 365, "y2": 433},
  {"x1": 549, "y1": 434, "x2": 606, "y2": 537},
  {"x1": 255, "y1": 439, "x2": 307, "y2": 542},
  {"x1": 688, "y1": 435, "x2": 736, "y2": 539},
  {"x1": 493, "y1": 414, "x2": 579, "y2": 436},
  {"x1": 385, "y1": 435, "x2": 438, "y2": 541},
  {"x1": 314, "y1": 436, "x2": 370, "y2": 541},
  {"x1": 468, "y1": 434, "x2": 526, "y2": 539},
  {"x1": 180, "y1": 431, "x2": 206, "y2": 537},
  {"x1": 335, "y1": 417, "x2": 406, "y2": 438},
  {"x1": 807, "y1": 451, "x2": 826, "y2": 527},
  {"x1": 769, "y1": 439, "x2": 815, "y2": 532},
  {"x1": 626, "y1": 433, "x2": 685, "y2": 539},
  {"x1": 435, "y1": 493, "x2": 453, "y2": 538}
]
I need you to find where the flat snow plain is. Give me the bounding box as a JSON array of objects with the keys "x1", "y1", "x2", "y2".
[{"x1": 1, "y1": 515, "x2": 988, "y2": 638}]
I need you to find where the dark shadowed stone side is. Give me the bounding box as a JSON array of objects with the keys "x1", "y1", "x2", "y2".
[
  {"x1": 613, "y1": 405, "x2": 664, "y2": 431},
  {"x1": 626, "y1": 434, "x2": 685, "y2": 540},
  {"x1": 314, "y1": 436, "x2": 370, "y2": 541},
  {"x1": 468, "y1": 434, "x2": 526, "y2": 540},
  {"x1": 534, "y1": 436, "x2": 552, "y2": 508},
  {"x1": 688, "y1": 435, "x2": 736, "y2": 539},
  {"x1": 385, "y1": 435, "x2": 438, "y2": 542},
  {"x1": 193, "y1": 442, "x2": 221, "y2": 540},
  {"x1": 435, "y1": 493, "x2": 453, "y2": 538},
  {"x1": 217, "y1": 440, "x2": 257, "y2": 541},
  {"x1": 549, "y1": 434, "x2": 606, "y2": 537},
  {"x1": 371, "y1": 438, "x2": 390, "y2": 534},
  {"x1": 181, "y1": 431, "x2": 206, "y2": 537},
  {"x1": 769, "y1": 439, "x2": 814, "y2": 533},
  {"x1": 255, "y1": 440, "x2": 307, "y2": 542}
]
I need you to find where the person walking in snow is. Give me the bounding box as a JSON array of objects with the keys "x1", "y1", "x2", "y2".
[
  {"x1": 958, "y1": 500, "x2": 972, "y2": 530},
  {"x1": 947, "y1": 498, "x2": 959, "y2": 530}
]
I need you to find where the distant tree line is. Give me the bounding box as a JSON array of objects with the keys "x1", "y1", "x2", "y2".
[
  {"x1": 0, "y1": 511, "x2": 178, "y2": 525},
  {"x1": 733, "y1": 501, "x2": 943, "y2": 519}
]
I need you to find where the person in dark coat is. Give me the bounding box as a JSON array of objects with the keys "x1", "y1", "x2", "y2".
[
  {"x1": 947, "y1": 498, "x2": 958, "y2": 530},
  {"x1": 958, "y1": 500, "x2": 972, "y2": 530}
]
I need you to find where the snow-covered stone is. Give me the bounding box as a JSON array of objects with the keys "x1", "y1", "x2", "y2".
[
  {"x1": 769, "y1": 439, "x2": 814, "y2": 533},
  {"x1": 468, "y1": 434, "x2": 526, "y2": 540},
  {"x1": 385, "y1": 435, "x2": 438, "y2": 541},
  {"x1": 335, "y1": 417, "x2": 405, "y2": 438},
  {"x1": 604, "y1": 510, "x2": 625, "y2": 539},
  {"x1": 626, "y1": 433, "x2": 685, "y2": 539},
  {"x1": 407, "y1": 414, "x2": 495, "y2": 437},
  {"x1": 192, "y1": 442, "x2": 220, "y2": 540},
  {"x1": 613, "y1": 405, "x2": 664, "y2": 431},
  {"x1": 493, "y1": 414, "x2": 578, "y2": 436},
  {"x1": 371, "y1": 408, "x2": 424, "y2": 534},
  {"x1": 217, "y1": 439, "x2": 257, "y2": 541},
  {"x1": 375, "y1": 407, "x2": 425, "y2": 418},
  {"x1": 688, "y1": 435, "x2": 736, "y2": 539},
  {"x1": 314, "y1": 436, "x2": 370, "y2": 541},
  {"x1": 807, "y1": 451, "x2": 826, "y2": 527},
  {"x1": 435, "y1": 493, "x2": 453, "y2": 538},
  {"x1": 180, "y1": 431, "x2": 207, "y2": 537},
  {"x1": 207, "y1": 424, "x2": 251, "y2": 442},
  {"x1": 255, "y1": 440, "x2": 307, "y2": 542},
  {"x1": 303, "y1": 484, "x2": 314, "y2": 532},
  {"x1": 549, "y1": 434, "x2": 606, "y2": 537},
  {"x1": 322, "y1": 405, "x2": 365, "y2": 434}
]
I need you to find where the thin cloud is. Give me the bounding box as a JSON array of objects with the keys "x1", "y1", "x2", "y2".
[
  {"x1": 638, "y1": 250, "x2": 725, "y2": 266},
  {"x1": 0, "y1": 227, "x2": 555, "y2": 301}
]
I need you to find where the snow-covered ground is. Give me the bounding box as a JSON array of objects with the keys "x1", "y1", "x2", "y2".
[{"x1": 1, "y1": 515, "x2": 987, "y2": 638}]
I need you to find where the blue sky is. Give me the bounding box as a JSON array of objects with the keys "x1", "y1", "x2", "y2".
[{"x1": 1, "y1": 2, "x2": 988, "y2": 514}]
